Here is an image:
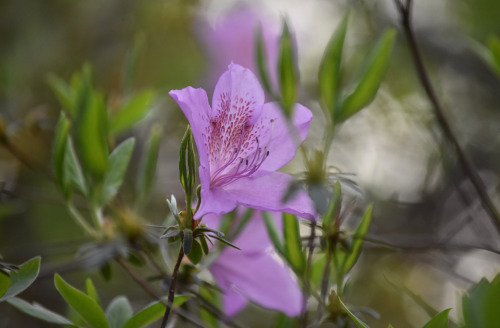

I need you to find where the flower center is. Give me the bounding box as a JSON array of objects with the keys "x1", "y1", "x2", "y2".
[{"x1": 210, "y1": 126, "x2": 270, "y2": 187}]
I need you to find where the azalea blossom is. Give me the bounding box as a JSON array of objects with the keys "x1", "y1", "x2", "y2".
[
  {"x1": 170, "y1": 63, "x2": 315, "y2": 220},
  {"x1": 196, "y1": 7, "x2": 279, "y2": 90},
  {"x1": 203, "y1": 210, "x2": 303, "y2": 316}
]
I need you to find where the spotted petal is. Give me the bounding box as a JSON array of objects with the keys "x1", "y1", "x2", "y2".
[{"x1": 257, "y1": 102, "x2": 312, "y2": 172}]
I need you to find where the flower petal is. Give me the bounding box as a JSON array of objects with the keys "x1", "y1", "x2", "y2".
[
  {"x1": 211, "y1": 251, "x2": 304, "y2": 316},
  {"x1": 195, "y1": 166, "x2": 238, "y2": 219},
  {"x1": 225, "y1": 171, "x2": 316, "y2": 220},
  {"x1": 169, "y1": 87, "x2": 211, "y2": 167},
  {"x1": 258, "y1": 102, "x2": 312, "y2": 172},
  {"x1": 212, "y1": 63, "x2": 265, "y2": 125}
]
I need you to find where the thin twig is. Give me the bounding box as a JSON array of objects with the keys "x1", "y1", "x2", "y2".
[
  {"x1": 115, "y1": 257, "x2": 207, "y2": 328},
  {"x1": 160, "y1": 244, "x2": 185, "y2": 328},
  {"x1": 394, "y1": 0, "x2": 500, "y2": 233}
]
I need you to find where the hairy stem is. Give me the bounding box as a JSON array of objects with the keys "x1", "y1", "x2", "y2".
[
  {"x1": 160, "y1": 243, "x2": 185, "y2": 328},
  {"x1": 394, "y1": 0, "x2": 500, "y2": 233}
]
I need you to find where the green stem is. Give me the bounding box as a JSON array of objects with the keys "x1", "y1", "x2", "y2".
[{"x1": 67, "y1": 203, "x2": 98, "y2": 238}]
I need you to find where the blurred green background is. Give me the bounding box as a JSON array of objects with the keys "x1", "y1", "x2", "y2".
[{"x1": 1, "y1": 0, "x2": 500, "y2": 327}]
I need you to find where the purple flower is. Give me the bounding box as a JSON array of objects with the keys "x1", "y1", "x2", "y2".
[
  {"x1": 197, "y1": 8, "x2": 279, "y2": 91},
  {"x1": 203, "y1": 210, "x2": 304, "y2": 316},
  {"x1": 169, "y1": 64, "x2": 315, "y2": 220}
]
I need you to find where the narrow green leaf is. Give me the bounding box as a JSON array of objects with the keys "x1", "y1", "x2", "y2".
[
  {"x1": 123, "y1": 301, "x2": 165, "y2": 328},
  {"x1": 319, "y1": 13, "x2": 349, "y2": 117},
  {"x1": 200, "y1": 235, "x2": 209, "y2": 255},
  {"x1": 255, "y1": 25, "x2": 275, "y2": 97},
  {"x1": 0, "y1": 274, "x2": 10, "y2": 298},
  {"x1": 47, "y1": 74, "x2": 75, "y2": 116},
  {"x1": 262, "y1": 212, "x2": 286, "y2": 257},
  {"x1": 195, "y1": 227, "x2": 224, "y2": 238},
  {"x1": 161, "y1": 227, "x2": 181, "y2": 239},
  {"x1": 179, "y1": 126, "x2": 191, "y2": 192},
  {"x1": 283, "y1": 213, "x2": 305, "y2": 274},
  {"x1": 187, "y1": 240, "x2": 203, "y2": 264},
  {"x1": 136, "y1": 125, "x2": 162, "y2": 209},
  {"x1": 199, "y1": 286, "x2": 221, "y2": 328},
  {"x1": 231, "y1": 208, "x2": 254, "y2": 240},
  {"x1": 110, "y1": 90, "x2": 155, "y2": 135},
  {"x1": 0, "y1": 257, "x2": 41, "y2": 302},
  {"x1": 54, "y1": 274, "x2": 110, "y2": 328},
  {"x1": 273, "y1": 313, "x2": 297, "y2": 328},
  {"x1": 339, "y1": 29, "x2": 396, "y2": 122},
  {"x1": 209, "y1": 235, "x2": 241, "y2": 250},
  {"x1": 337, "y1": 296, "x2": 370, "y2": 328},
  {"x1": 73, "y1": 67, "x2": 109, "y2": 178},
  {"x1": 341, "y1": 204, "x2": 373, "y2": 275},
  {"x1": 183, "y1": 229, "x2": 193, "y2": 255},
  {"x1": 7, "y1": 297, "x2": 75, "y2": 326},
  {"x1": 422, "y1": 308, "x2": 451, "y2": 328},
  {"x1": 52, "y1": 112, "x2": 71, "y2": 192},
  {"x1": 99, "y1": 138, "x2": 135, "y2": 206},
  {"x1": 488, "y1": 35, "x2": 500, "y2": 73},
  {"x1": 85, "y1": 278, "x2": 100, "y2": 306},
  {"x1": 278, "y1": 21, "x2": 297, "y2": 116},
  {"x1": 106, "y1": 296, "x2": 133, "y2": 328},
  {"x1": 323, "y1": 182, "x2": 342, "y2": 230},
  {"x1": 64, "y1": 136, "x2": 88, "y2": 196}
]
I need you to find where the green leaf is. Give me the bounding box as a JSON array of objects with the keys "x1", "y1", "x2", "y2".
[
  {"x1": 100, "y1": 262, "x2": 113, "y2": 281},
  {"x1": 319, "y1": 13, "x2": 349, "y2": 118},
  {"x1": 255, "y1": 25, "x2": 275, "y2": 97},
  {"x1": 47, "y1": 74, "x2": 75, "y2": 116},
  {"x1": 85, "y1": 278, "x2": 100, "y2": 306},
  {"x1": 273, "y1": 313, "x2": 297, "y2": 328},
  {"x1": 323, "y1": 182, "x2": 342, "y2": 231},
  {"x1": 187, "y1": 240, "x2": 203, "y2": 264},
  {"x1": 99, "y1": 138, "x2": 135, "y2": 206},
  {"x1": 462, "y1": 273, "x2": 500, "y2": 328},
  {"x1": 123, "y1": 301, "x2": 165, "y2": 328},
  {"x1": 337, "y1": 296, "x2": 370, "y2": 328},
  {"x1": 64, "y1": 136, "x2": 88, "y2": 196},
  {"x1": 422, "y1": 308, "x2": 451, "y2": 328},
  {"x1": 7, "y1": 297, "x2": 75, "y2": 326},
  {"x1": 199, "y1": 286, "x2": 221, "y2": 328},
  {"x1": 0, "y1": 274, "x2": 10, "y2": 298},
  {"x1": 52, "y1": 111, "x2": 71, "y2": 193},
  {"x1": 278, "y1": 21, "x2": 297, "y2": 116},
  {"x1": 183, "y1": 229, "x2": 193, "y2": 255},
  {"x1": 263, "y1": 212, "x2": 286, "y2": 257},
  {"x1": 73, "y1": 67, "x2": 109, "y2": 178},
  {"x1": 136, "y1": 125, "x2": 162, "y2": 209},
  {"x1": 0, "y1": 257, "x2": 41, "y2": 302},
  {"x1": 199, "y1": 235, "x2": 209, "y2": 255},
  {"x1": 283, "y1": 213, "x2": 305, "y2": 274},
  {"x1": 209, "y1": 235, "x2": 241, "y2": 250},
  {"x1": 106, "y1": 296, "x2": 133, "y2": 328},
  {"x1": 110, "y1": 90, "x2": 155, "y2": 135},
  {"x1": 340, "y1": 204, "x2": 373, "y2": 275},
  {"x1": 54, "y1": 274, "x2": 110, "y2": 328},
  {"x1": 338, "y1": 29, "x2": 396, "y2": 122},
  {"x1": 488, "y1": 35, "x2": 500, "y2": 74}
]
